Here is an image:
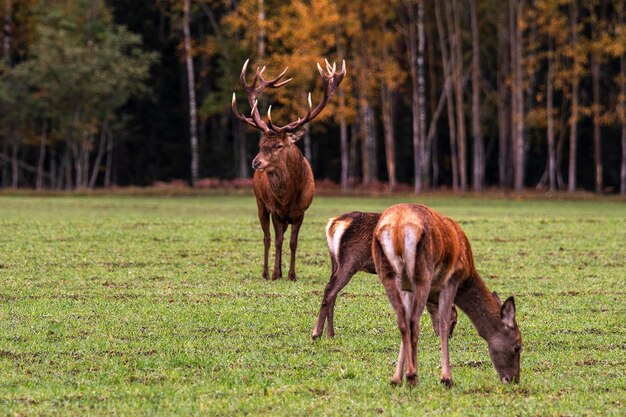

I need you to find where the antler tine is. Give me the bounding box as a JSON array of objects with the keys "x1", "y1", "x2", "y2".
[
  {"x1": 317, "y1": 62, "x2": 326, "y2": 78},
  {"x1": 233, "y1": 59, "x2": 271, "y2": 132},
  {"x1": 267, "y1": 105, "x2": 276, "y2": 130},
  {"x1": 277, "y1": 59, "x2": 347, "y2": 133},
  {"x1": 232, "y1": 92, "x2": 264, "y2": 130}
]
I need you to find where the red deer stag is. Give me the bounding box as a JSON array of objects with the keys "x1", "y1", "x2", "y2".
[
  {"x1": 312, "y1": 211, "x2": 457, "y2": 340},
  {"x1": 372, "y1": 203, "x2": 522, "y2": 386},
  {"x1": 232, "y1": 59, "x2": 346, "y2": 281}
]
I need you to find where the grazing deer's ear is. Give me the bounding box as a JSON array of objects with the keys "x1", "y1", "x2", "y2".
[
  {"x1": 288, "y1": 130, "x2": 305, "y2": 143},
  {"x1": 500, "y1": 296, "x2": 516, "y2": 328},
  {"x1": 492, "y1": 291, "x2": 501, "y2": 305}
]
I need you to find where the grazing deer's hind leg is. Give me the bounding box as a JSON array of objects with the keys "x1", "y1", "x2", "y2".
[
  {"x1": 258, "y1": 205, "x2": 271, "y2": 280},
  {"x1": 271, "y1": 214, "x2": 286, "y2": 280},
  {"x1": 375, "y1": 229, "x2": 414, "y2": 386},
  {"x1": 287, "y1": 215, "x2": 304, "y2": 281},
  {"x1": 404, "y1": 231, "x2": 430, "y2": 387},
  {"x1": 438, "y1": 277, "x2": 460, "y2": 386},
  {"x1": 312, "y1": 264, "x2": 358, "y2": 339}
]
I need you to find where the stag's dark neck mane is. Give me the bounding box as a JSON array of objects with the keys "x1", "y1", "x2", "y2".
[{"x1": 454, "y1": 273, "x2": 503, "y2": 342}]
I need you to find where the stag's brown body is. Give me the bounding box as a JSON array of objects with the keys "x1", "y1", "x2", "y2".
[
  {"x1": 252, "y1": 132, "x2": 315, "y2": 280},
  {"x1": 311, "y1": 211, "x2": 457, "y2": 340},
  {"x1": 372, "y1": 203, "x2": 522, "y2": 386},
  {"x1": 232, "y1": 59, "x2": 345, "y2": 280}
]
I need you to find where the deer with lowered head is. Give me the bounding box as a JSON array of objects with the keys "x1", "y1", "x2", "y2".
[
  {"x1": 232, "y1": 59, "x2": 346, "y2": 281},
  {"x1": 312, "y1": 211, "x2": 458, "y2": 340},
  {"x1": 372, "y1": 203, "x2": 522, "y2": 386}
]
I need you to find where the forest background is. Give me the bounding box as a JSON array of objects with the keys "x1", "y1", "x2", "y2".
[{"x1": 1, "y1": 0, "x2": 626, "y2": 194}]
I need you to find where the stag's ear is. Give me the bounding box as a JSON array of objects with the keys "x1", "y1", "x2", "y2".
[
  {"x1": 492, "y1": 291, "x2": 501, "y2": 305},
  {"x1": 288, "y1": 130, "x2": 305, "y2": 143},
  {"x1": 500, "y1": 296, "x2": 516, "y2": 328}
]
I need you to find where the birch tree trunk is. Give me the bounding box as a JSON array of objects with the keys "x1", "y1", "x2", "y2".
[
  {"x1": 592, "y1": 51, "x2": 602, "y2": 193},
  {"x1": 402, "y1": 0, "x2": 422, "y2": 193},
  {"x1": 360, "y1": 98, "x2": 377, "y2": 186},
  {"x1": 546, "y1": 37, "x2": 556, "y2": 191},
  {"x1": 36, "y1": 120, "x2": 47, "y2": 190},
  {"x1": 618, "y1": 0, "x2": 626, "y2": 194},
  {"x1": 381, "y1": 83, "x2": 396, "y2": 192},
  {"x1": 568, "y1": 1, "x2": 579, "y2": 193},
  {"x1": 3, "y1": 0, "x2": 10, "y2": 66},
  {"x1": 11, "y1": 142, "x2": 18, "y2": 189},
  {"x1": 417, "y1": 0, "x2": 428, "y2": 191},
  {"x1": 337, "y1": 39, "x2": 349, "y2": 190},
  {"x1": 449, "y1": 0, "x2": 467, "y2": 191},
  {"x1": 303, "y1": 124, "x2": 312, "y2": 162},
  {"x1": 435, "y1": 1, "x2": 459, "y2": 191},
  {"x1": 470, "y1": 0, "x2": 484, "y2": 191},
  {"x1": 105, "y1": 133, "x2": 113, "y2": 188},
  {"x1": 183, "y1": 0, "x2": 199, "y2": 186},
  {"x1": 510, "y1": 0, "x2": 525, "y2": 191},
  {"x1": 498, "y1": 6, "x2": 510, "y2": 188}
]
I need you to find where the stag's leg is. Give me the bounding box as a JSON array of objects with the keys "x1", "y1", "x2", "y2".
[
  {"x1": 271, "y1": 214, "x2": 286, "y2": 280},
  {"x1": 287, "y1": 215, "x2": 304, "y2": 281},
  {"x1": 438, "y1": 279, "x2": 459, "y2": 387},
  {"x1": 258, "y1": 205, "x2": 271, "y2": 280}
]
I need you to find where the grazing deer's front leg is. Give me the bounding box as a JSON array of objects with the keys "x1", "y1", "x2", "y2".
[
  {"x1": 438, "y1": 278, "x2": 460, "y2": 386},
  {"x1": 271, "y1": 214, "x2": 286, "y2": 280},
  {"x1": 287, "y1": 215, "x2": 304, "y2": 281},
  {"x1": 258, "y1": 204, "x2": 271, "y2": 280}
]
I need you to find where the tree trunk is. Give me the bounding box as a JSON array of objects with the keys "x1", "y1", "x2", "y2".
[
  {"x1": 183, "y1": 0, "x2": 199, "y2": 186},
  {"x1": 381, "y1": 83, "x2": 396, "y2": 192},
  {"x1": 10, "y1": 142, "x2": 18, "y2": 189},
  {"x1": 36, "y1": 120, "x2": 48, "y2": 190},
  {"x1": 470, "y1": 0, "x2": 484, "y2": 191},
  {"x1": 303, "y1": 123, "x2": 312, "y2": 162},
  {"x1": 3, "y1": 0, "x2": 11, "y2": 66},
  {"x1": 449, "y1": 0, "x2": 467, "y2": 191},
  {"x1": 435, "y1": 1, "x2": 459, "y2": 191},
  {"x1": 89, "y1": 121, "x2": 108, "y2": 189},
  {"x1": 417, "y1": 0, "x2": 428, "y2": 191},
  {"x1": 428, "y1": 19, "x2": 439, "y2": 188},
  {"x1": 510, "y1": 0, "x2": 525, "y2": 191},
  {"x1": 546, "y1": 38, "x2": 556, "y2": 192},
  {"x1": 618, "y1": 0, "x2": 626, "y2": 194},
  {"x1": 360, "y1": 99, "x2": 377, "y2": 186},
  {"x1": 403, "y1": 1, "x2": 422, "y2": 193},
  {"x1": 105, "y1": 133, "x2": 113, "y2": 188},
  {"x1": 498, "y1": 6, "x2": 511, "y2": 188},
  {"x1": 568, "y1": 1, "x2": 579, "y2": 193},
  {"x1": 234, "y1": 120, "x2": 248, "y2": 178},
  {"x1": 592, "y1": 41, "x2": 603, "y2": 193},
  {"x1": 349, "y1": 123, "x2": 359, "y2": 183}
]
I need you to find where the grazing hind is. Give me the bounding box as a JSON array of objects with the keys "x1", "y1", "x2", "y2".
[
  {"x1": 372, "y1": 203, "x2": 522, "y2": 386},
  {"x1": 312, "y1": 211, "x2": 457, "y2": 340}
]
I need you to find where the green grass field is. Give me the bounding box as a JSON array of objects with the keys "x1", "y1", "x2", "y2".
[{"x1": 0, "y1": 194, "x2": 624, "y2": 416}]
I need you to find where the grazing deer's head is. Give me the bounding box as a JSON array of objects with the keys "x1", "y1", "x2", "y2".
[
  {"x1": 232, "y1": 59, "x2": 346, "y2": 172},
  {"x1": 487, "y1": 294, "x2": 522, "y2": 384}
]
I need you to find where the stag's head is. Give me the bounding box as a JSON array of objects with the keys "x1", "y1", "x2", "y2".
[
  {"x1": 232, "y1": 59, "x2": 346, "y2": 172},
  {"x1": 487, "y1": 294, "x2": 522, "y2": 384}
]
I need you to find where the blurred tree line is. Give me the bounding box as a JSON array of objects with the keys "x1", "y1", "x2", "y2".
[{"x1": 1, "y1": 0, "x2": 625, "y2": 193}]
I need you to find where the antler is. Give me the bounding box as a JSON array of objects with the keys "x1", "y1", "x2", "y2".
[
  {"x1": 231, "y1": 59, "x2": 292, "y2": 133},
  {"x1": 268, "y1": 59, "x2": 347, "y2": 133}
]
